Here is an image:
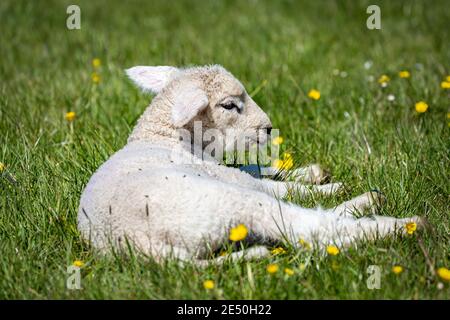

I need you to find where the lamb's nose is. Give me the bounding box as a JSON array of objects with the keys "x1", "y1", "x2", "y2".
[{"x1": 266, "y1": 127, "x2": 272, "y2": 135}]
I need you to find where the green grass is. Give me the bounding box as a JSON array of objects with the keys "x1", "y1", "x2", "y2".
[{"x1": 0, "y1": 0, "x2": 449, "y2": 299}]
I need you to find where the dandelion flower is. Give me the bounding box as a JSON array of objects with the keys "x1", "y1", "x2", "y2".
[
  {"x1": 387, "y1": 94, "x2": 396, "y2": 102},
  {"x1": 437, "y1": 267, "x2": 450, "y2": 282},
  {"x1": 284, "y1": 268, "x2": 295, "y2": 276},
  {"x1": 92, "y1": 58, "x2": 101, "y2": 68},
  {"x1": 273, "y1": 159, "x2": 284, "y2": 170},
  {"x1": 378, "y1": 75, "x2": 390, "y2": 84},
  {"x1": 282, "y1": 153, "x2": 294, "y2": 170},
  {"x1": 272, "y1": 136, "x2": 283, "y2": 145},
  {"x1": 299, "y1": 238, "x2": 311, "y2": 250},
  {"x1": 92, "y1": 72, "x2": 101, "y2": 84},
  {"x1": 73, "y1": 260, "x2": 84, "y2": 267},
  {"x1": 441, "y1": 81, "x2": 450, "y2": 89},
  {"x1": 65, "y1": 111, "x2": 76, "y2": 122},
  {"x1": 392, "y1": 265, "x2": 403, "y2": 274},
  {"x1": 203, "y1": 280, "x2": 215, "y2": 289},
  {"x1": 273, "y1": 153, "x2": 294, "y2": 171},
  {"x1": 266, "y1": 264, "x2": 279, "y2": 274},
  {"x1": 398, "y1": 71, "x2": 410, "y2": 78},
  {"x1": 415, "y1": 101, "x2": 428, "y2": 113},
  {"x1": 229, "y1": 224, "x2": 248, "y2": 242},
  {"x1": 271, "y1": 247, "x2": 286, "y2": 255},
  {"x1": 326, "y1": 245, "x2": 340, "y2": 256},
  {"x1": 405, "y1": 222, "x2": 417, "y2": 235},
  {"x1": 308, "y1": 89, "x2": 321, "y2": 100}
]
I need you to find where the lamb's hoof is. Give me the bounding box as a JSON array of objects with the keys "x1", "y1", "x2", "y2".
[
  {"x1": 366, "y1": 190, "x2": 387, "y2": 208},
  {"x1": 318, "y1": 182, "x2": 344, "y2": 195},
  {"x1": 310, "y1": 164, "x2": 331, "y2": 184},
  {"x1": 295, "y1": 164, "x2": 331, "y2": 185},
  {"x1": 334, "y1": 190, "x2": 386, "y2": 217},
  {"x1": 411, "y1": 215, "x2": 430, "y2": 231}
]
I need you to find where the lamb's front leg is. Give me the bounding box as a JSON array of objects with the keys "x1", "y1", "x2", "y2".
[
  {"x1": 261, "y1": 164, "x2": 330, "y2": 185},
  {"x1": 200, "y1": 162, "x2": 341, "y2": 198},
  {"x1": 259, "y1": 179, "x2": 343, "y2": 198}
]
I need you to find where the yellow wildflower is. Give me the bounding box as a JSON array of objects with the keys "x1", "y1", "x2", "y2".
[
  {"x1": 441, "y1": 81, "x2": 450, "y2": 89},
  {"x1": 0, "y1": 162, "x2": 5, "y2": 172},
  {"x1": 284, "y1": 268, "x2": 295, "y2": 276},
  {"x1": 229, "y1": 224, "x2": 248, "y2": 242},
  {"x1": 308, "y1": 89, "x2": 321, "y2": 100},
  {"x1": 73, "y1": 260, "x2": 84, "y2": 267},
  {"x1": 266, "y1": 264, "x2": 279, "y2": 274},
  {"x1": 92, "y1": 72, "x2": 101, "y2": 83},
  {"x1": 92, "y1": 58, "x2": 101, "y2": 68},
  {"x1": 271, "y1": 247, "x2": 286, "y2": 255},
  {"x1": 331, "y1": 260, "x2": 340, "y2": 271},
  {"x1": 405, "y1": 222, "x2": 417, "y2": 235},
  {"x1": 398, "y1": 71, "x2": 410, "y2": 78},
  {"x1": 273, "y1": 153, "x2": 294, "y2": 171},
  {"x1": 272, "y1": 136, "x2": 284, "y2": 145},
  {"x1": 392, "y1": 265, "x2": 403, "y2": 274},
  {"x1": 203, "y1": 280, "x2": 215, "y2": 289},
  {"x1": 298, "y1": 238, "x2": 311, "y2": 250},
  {"x1": 415, "y1": 101, "x2": 428, "y2": 113},
  {"x1": 65, "y1": 111, "x2": 76, "y2": 122},
  {"x1": 436, "y1": 267, "x2": 450, "y2": 282},
  {"x1": 378, "y1": 74, "x2": 390, "y2": 84},
  {"x1": 282, "y1": 153, "x2": 294, "y2": 170},
  {"x1": 326, "y1": 245, "x2": 340, "y2": 256},
  {"x1": 273, "y1": 159, "x2": 284, "y2": 170}
]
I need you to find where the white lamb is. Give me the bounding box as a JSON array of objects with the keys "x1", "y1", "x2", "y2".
[{"x1": 78, "y1": 65, "x2": 423, "y2": 265}]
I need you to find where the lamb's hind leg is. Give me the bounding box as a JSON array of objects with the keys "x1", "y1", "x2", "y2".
[
  {"x1": 235, "y1": 190, "x2": 421, "y2": 249},
  {"x1": 333, "y1": 190, "x2": 386, "y2": 217}
]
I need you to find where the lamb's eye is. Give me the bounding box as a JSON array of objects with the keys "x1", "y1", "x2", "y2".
[{"x1": 221, "y1": 102, "x2": 240, "y2": 112}]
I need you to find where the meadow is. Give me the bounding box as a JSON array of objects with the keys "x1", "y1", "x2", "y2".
[{"x1": 0, "y1": 0, "x2": 449, "y2": 299}]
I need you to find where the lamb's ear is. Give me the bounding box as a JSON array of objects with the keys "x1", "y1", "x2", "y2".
[
  {"x1": 126, "y1": 66, "x2": 179, "y2": 94},
  {"x1": 171, "y1": 83, "x2": 209, "y2": 127}
]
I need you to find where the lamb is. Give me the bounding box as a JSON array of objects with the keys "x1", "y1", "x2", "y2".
[{"x1": 78, "y1": 64, "x2": 423, "y2": 265}]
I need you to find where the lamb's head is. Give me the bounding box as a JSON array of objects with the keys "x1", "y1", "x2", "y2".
[{"x1": 126, "y1": 65, "x2": 272, "y2": 151}]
